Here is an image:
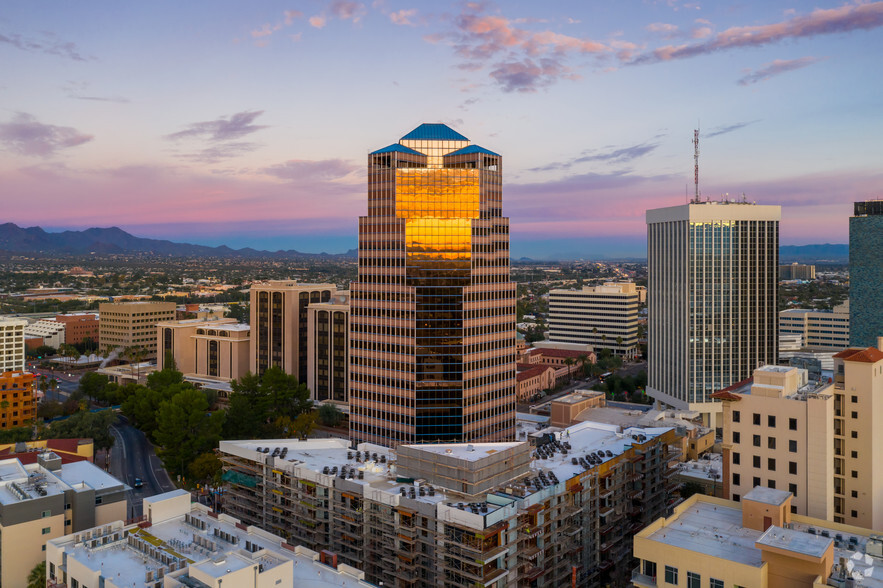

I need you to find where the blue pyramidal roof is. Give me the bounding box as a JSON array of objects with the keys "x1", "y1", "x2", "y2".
[
  {"x1": 446, "y1": 144, "x2": 500, "y2": 157},
  {"x1": 401, "y1": 123, "x2": 468, "y2": 142},
  {"x1": 370, "y1": 143, "x2": 423, "y2": 156}
]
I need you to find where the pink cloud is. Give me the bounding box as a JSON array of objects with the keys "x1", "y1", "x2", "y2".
[
  {"x1": 390, "y1": 8, "x2": 418, "y2": 26},
  {"x1": 737, "y1": 56, "x2": 826, "y2": 86},
  {"x1": 0, "y1": 113, "x2": 93, "y2": 157},
  {"x1": 631, "y1": 1, "x2": 883, "y2": 64},
  {"x1": 309, "y1": 15, "x2": 327, "y2": 28}
]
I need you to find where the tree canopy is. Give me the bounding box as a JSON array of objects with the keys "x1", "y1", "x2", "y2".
[{"x1": 222, "y1": 367, "x2": 313, "y2": 439}]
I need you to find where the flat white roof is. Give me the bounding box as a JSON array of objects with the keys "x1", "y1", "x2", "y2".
[
  {"x1": 757, "y1": 525, "x2": 832, "y2": 558},
  {"x1": 744, "y1": 486, "x2": 791, "y2": 506},
  {"x1": 404, "y1": 442, "x2": 525, "y2": 462}
]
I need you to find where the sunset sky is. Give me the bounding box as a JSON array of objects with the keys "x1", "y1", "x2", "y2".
[{"x1": 2, "y1": 1, "x2": 882, "y2": 258}]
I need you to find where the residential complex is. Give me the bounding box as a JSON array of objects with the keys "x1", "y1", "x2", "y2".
[
  {"x1": 633, "y1": 488, "x2": 883, "y2": 588},
  {"x1": 306, "y1": 291, "x2": 350, "y2": 405},
  {"x1": 716, "y1": 365, "x2": 834, "y2": 520},
  {"x1": 850, "y1": 200, "x2": 883, "y2": 347},
  {"x1": 779, "y1": 301, "x2": 850, "y2": 353},
  {"x1": 349, "y1": 123, "x2": 516, "y2": 447},
  {"x1": 0, "y1": 452, "x2": 125, "y2": 587},
  {"x1": 220, "y1": 419, "x2": 679, "y2": 587},
  {"x1": 831, "y1": 340, "x2": 883, "y2": 529},
  {"x1": 548, "y1": 281, "x2": 640, "y2": 358},
  {"x1": 46, "y1": 489, "x2": 372, "y2": 588},
  {"x1": 779, "y1": 262, "x2": 816, "y2": 280},
  {"x1": 0, "y1": 317, "x2": 26, "y2": 372},
  {"x1": 249, "y1": 280, "x2": 335, "y2": 380},
  {"x1": 156, "y1": 317, "x2": 250, "y2": 401},
  {"x1": 0, "y1": 370, "x2": 36, "y2": 429},
  {"x1": 98, "y1": 301, "x2": 176, "y2": 359},
  {"x1": 646, "y1": 201, "x2": 780, "y2": 427}
]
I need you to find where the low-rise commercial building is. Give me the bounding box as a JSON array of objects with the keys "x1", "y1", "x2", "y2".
[
  {"x1": 779, "y1": 301, "x2": 850, "y2": 353},
  {"x1": 548, "y1": 282, "x2": 640, "y2": 358},
  {"x1": 46, "y1": 489, "x2": 372, "y2": 588},
  {"x1": 633, "y1": 488, "x2": 883, "y2": 588},
  {"x1": 0, "y1": 452, "x2": 125, "y2": 587},
  {"x1": 23, "y1": 318, "x2": 66, "y2": 348},
  {"x1": 156, "y1": 317, "x2": 250, "y2": 402},
  {"x1": 99, "y1": 301, "x2": 176, "y2": 359},
  {"x1": 220, "y1": 420, "x2": 680, "y2": 587},
  {"x1": 54, "y1": 312, "x2": 99, "y2": 345}
]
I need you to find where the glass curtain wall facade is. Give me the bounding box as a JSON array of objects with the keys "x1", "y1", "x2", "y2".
[
  {"x1": 849, "y1": 201, "x2": 883, "y2": 348},
  {"x1": 647, "y1": 203, "x2": 780, "y2": 419},
  {"x1": 350, "y1": 124, "x2": 516, "y2": 447}
]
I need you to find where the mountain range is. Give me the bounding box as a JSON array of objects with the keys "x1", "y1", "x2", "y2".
[
  {"x1": 0, "y1": 223, "x2": 356, "y2": 259},
  {"x1": 0, "y1": 223, "x2": 849, "y2": 262}
]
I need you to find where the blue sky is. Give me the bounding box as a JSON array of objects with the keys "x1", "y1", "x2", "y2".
[{"x1": 1, "y1": 0, "x2": 882, "y2": 258}]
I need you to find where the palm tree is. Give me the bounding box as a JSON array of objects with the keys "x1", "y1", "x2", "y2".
[
  {"x1": 48, "y1": 378, "x2": 58, "y2": 403},
  {"x1": 564, "y1": 357, "x2": 576, "y2": 383},
  {"x1": 27, "y1": 561, "x2": 46, "y2": 588}
]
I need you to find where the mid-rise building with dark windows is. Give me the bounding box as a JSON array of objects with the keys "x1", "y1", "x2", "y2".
[
  {"x1": 349, "y1": 123, "x2": 516, "y2": 447},
  {"x1": 646, "y1": 202, "x2": 780, "y2": 428},
  {"x1": 249, "y1": 281, "x2": 335, "y2": 380},
  {"x1": 307, "y1": 291, "x2": 350, "y2": 405},
  {"x1": 850, "y1": 200, "x2": 883, "y2": 348}
]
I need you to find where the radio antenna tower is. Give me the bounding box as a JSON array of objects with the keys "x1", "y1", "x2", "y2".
[{"x1": 692, "y1": 127, "x2": 701, "y2": 203}]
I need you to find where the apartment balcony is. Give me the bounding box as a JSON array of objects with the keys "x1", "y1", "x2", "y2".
[{"x1": 632, "y1": 566, "x2": 657, "y2": 587}]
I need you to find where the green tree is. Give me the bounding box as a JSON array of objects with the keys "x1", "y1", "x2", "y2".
[
  {"x1": 154, "y1": 388, "x2": 225, "y2": 478},
  {"x1": 189, "y1": 452, "x2": 223, "y2": 486},
  {"x1": 44, "y1": 410, "x2": 116, "y2": 452},
  {"x1": 79, "y1": 372, "x2": 110, "y2": 405},
  {"x1": 37, "y1": 401, "x2": 65, "y2": 420},
  {"x1": 27, "y1": 561, "x2": 46, "y2": 588},
  {"x1": 223, "y1": 368, "x2": 313, "y2": 439},
  {"x1": 318, "y1": 403, "x2": 343, "y2": 427}
]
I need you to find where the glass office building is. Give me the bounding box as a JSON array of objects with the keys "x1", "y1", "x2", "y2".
[
  {"x1": 646, "y1": 202, "x2": 780, "y2": 427},
  {"x1": 850, "y1": 201, "x2": 883, "y2": 348},
  {"x1": 350, "y1": 124, "x2": 516, "y2": 447}
]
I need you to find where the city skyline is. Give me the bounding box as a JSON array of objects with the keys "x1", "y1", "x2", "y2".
[{"x1": 2, "y1": 1, "x2": 882, "y2": 258}]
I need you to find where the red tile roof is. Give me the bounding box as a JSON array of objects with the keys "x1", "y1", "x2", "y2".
[
  {"x1": 833, "y1": 347, "x2": 883, "y2": 363},
  {"x1": 528, "y1": 348, "x2": 594, "y2": 359},
  {"x1": 516, "y1": 365, "x2": 555, "y2": 382}
]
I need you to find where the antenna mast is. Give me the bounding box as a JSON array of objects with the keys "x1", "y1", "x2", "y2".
[{"x1": 692, "y1": 127, "x2": 701, "y2": 203}]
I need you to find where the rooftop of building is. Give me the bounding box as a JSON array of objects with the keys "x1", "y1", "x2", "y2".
[
  {"x1": 0, "y1": 454, "x2": 124, "y2": 505},
  {"x1": 516, "y1": 364, "x2": 555, "y2": 381},
  {"x1": 555, "y1": 391, "x2": 604, "y2": 405},
  {"x1": 52, "y1": 491, "x2": 372, "y2": 587},
  {"x1": 527, "y1": 347, "x2": 594, "y2": 359},
  {"x1": 676, "y1": 453, "x2": 723, "y2": 481},
  {"x1": 833, "y1": 347, "x2": 883, "y2": 363},
  {"x1": 744, "y1": 486, "x2": 792, "y2": 506},
  {"x1": 642, "y1": 495, "x2": 883, "y2": 585},
  {"x1": 400, "y1": 123, "x2": 468, "y2": 142}
]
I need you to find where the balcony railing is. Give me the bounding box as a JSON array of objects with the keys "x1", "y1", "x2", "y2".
[{"x1": 632, "y1": 566, "x2": 658, "y2": 587}]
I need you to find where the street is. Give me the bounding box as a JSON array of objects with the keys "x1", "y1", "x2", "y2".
[
  {"x1": 516, "y1": 360, "x2": 648, "y2": 413},
  {"x1": 110, "y1": 415, "x2": 177, "y2": 518}
]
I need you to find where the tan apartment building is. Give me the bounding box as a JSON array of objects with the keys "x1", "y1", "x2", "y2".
[
  {"x1": 0, "y1": 317, "x2": 26, "y2": 373},
  {"x1": 249, "y1": 280, "x2": 335, "y2": 381},
  {"x1": 306, "y1": 291, "x2": 349, "y2": 405},
  {"x1": 99, "y1": 301, "x2": 176, "y2": 359},
  {"x1": 633, "y1": 487, "x2": 883, "y2": 588},
  {"x1": 548, "y1": 281, "x2": 641, "y2": 358},
  {"x1": 0, "y1": 452, "x2": 125, "y2": 587},
  {"x1": 0, "y1": 370, "x2": 36, "y2": 429},
  {"x1": 832, "y1": 339, "x2": 883, "y2": 529},
  {"x1": 779, "y1": 262, "x2": 816, "y2": 280},
  {"x1": 55, "y1": 312, "x2": 100, "y2": 345},
  {"x1": 779, "y1": 301, "x2": 850, "y2": 353},
  {"x1": 156, "y1": 317, "x2": 250, "y2": 400},
  {"x1": 716, "y1": 365, "x2": 834, "y2": 520}
]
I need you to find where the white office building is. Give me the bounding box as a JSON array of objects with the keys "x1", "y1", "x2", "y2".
[
  {"x1": 548, "y1": 282, "x2": 640, "y2": 358},
  {"x1": 646, "y1": 202, "x2": 780, "y2": 427}
]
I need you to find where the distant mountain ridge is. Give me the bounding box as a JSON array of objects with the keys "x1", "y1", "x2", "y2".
[
  {"x1": 0, "y1": 223, "x2": 356, "y2": 259},
  {"x1": 779, "y1": 243, "x2": 848, "y2": 263}
]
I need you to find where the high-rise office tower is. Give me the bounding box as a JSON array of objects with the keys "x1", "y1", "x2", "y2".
[
  {"x1": 849, "y1": 200, "x2": 883, "y2": 347},
  {"x1": 249, "y1": 281, "x2": 335, "y2": 380},
  {"x1": 349, "y1": 124, "x2": 516, "y2": 447},
  {"x1": 646, "y1": 202, "x2": 780, "y2": 426}
]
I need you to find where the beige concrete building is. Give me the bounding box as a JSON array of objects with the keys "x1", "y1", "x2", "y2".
[
  {"x1": 99, "y1": 301, "x2": 176, "y2": 359},
  {"x1": 716, "y1": 365, "x2": 834, "y2": 520},
  {"x1": 633, "y1": 488, "x2": 883, "y2": 588},
  {"x1": 779, "y1": 301, "x2": 850, "y2": 353},
  {"x1": 156, "y1": 317, "x2": 250, "y2": 401},
  {"x1": 0, "y1": 452, "x2": 125, "y2": 587},
  {"x1": 832, "y1": 339, "x2": 883, "y2": 529},
  {"x1": 250, "y1": 280, "x2": 335, "y2": 381},
  {"x1": 0, "y1": 317, "x2": 26, "y2": 373},
  {"x1": 306, "y1": 291, "x2": 349, "y2": 405},
  {"x1": 779, "y1": 262, "x2": 816, "y2": 280},
  {"x1": 46, "y1": 489, "x2": 371, "y2": 588},
  {"x1": 23, "y1": 318, "x2": 66, "y2": 348},
  {"x1": 548, "y1": 281, "x2": 640, "y2": 358}
]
